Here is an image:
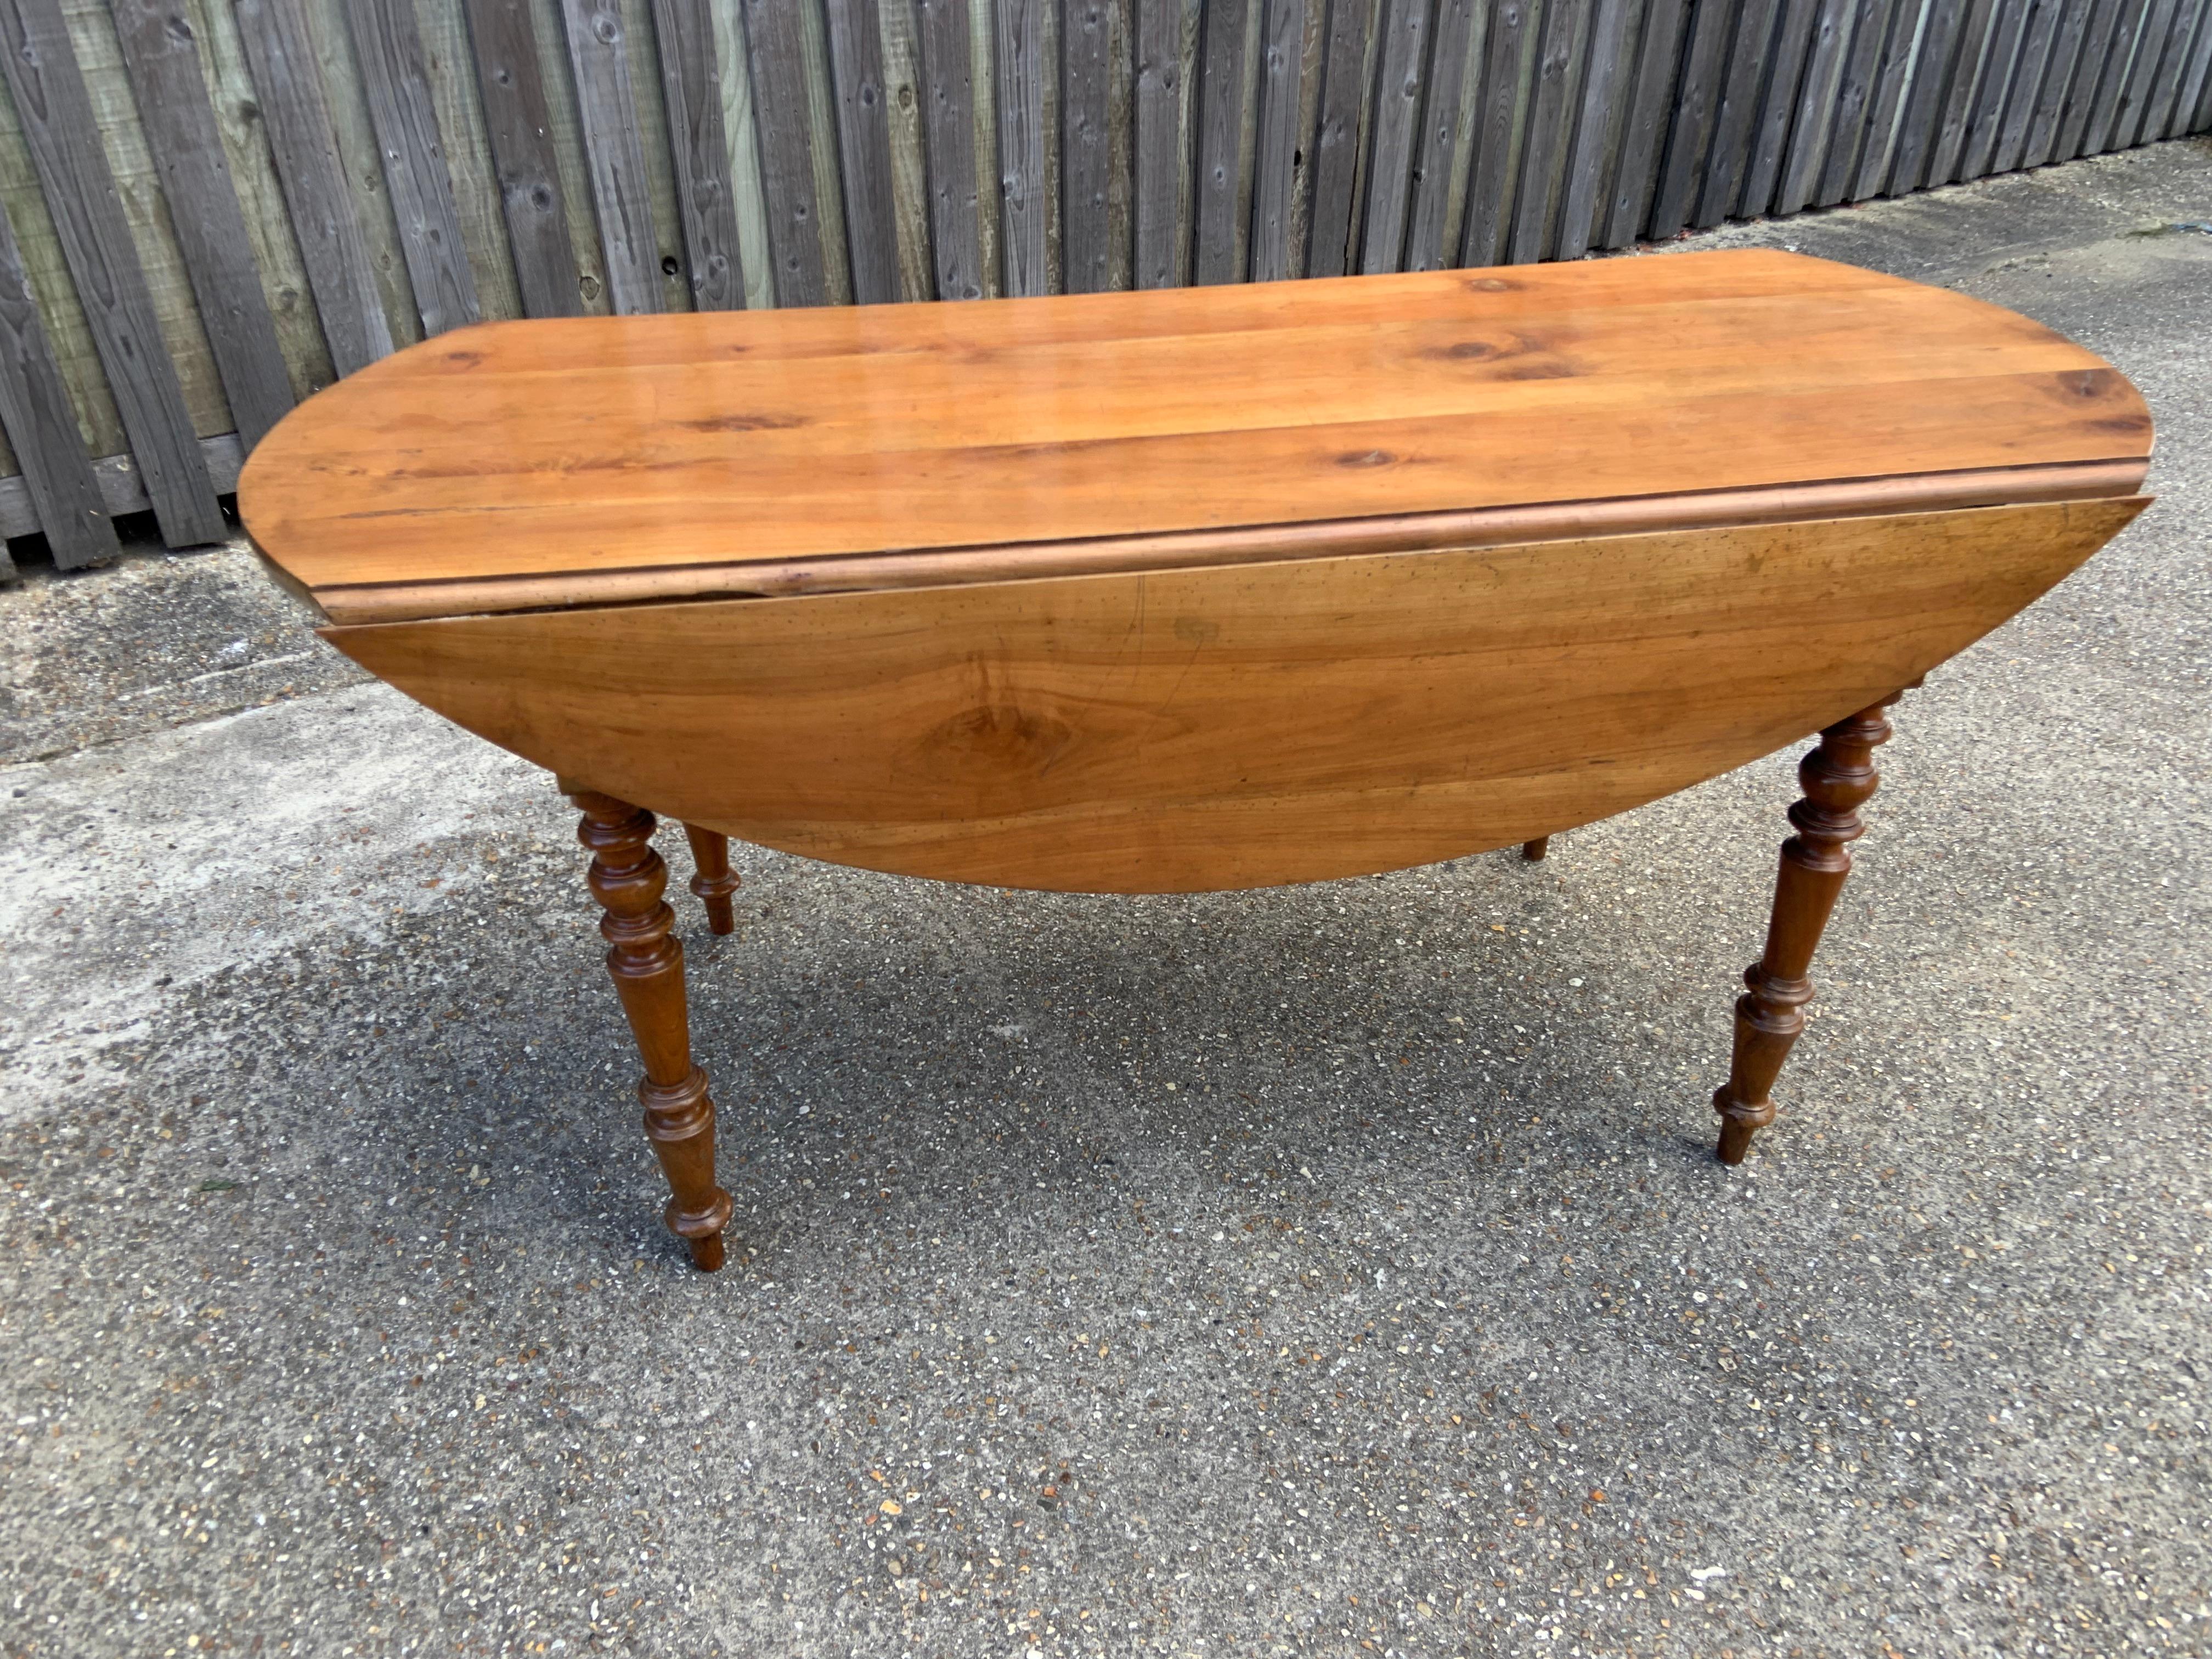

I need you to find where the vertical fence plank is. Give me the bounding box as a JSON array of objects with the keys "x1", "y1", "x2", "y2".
[
  {"x1": 825, "y1": 0, "x2": 899, "y2": 302},
  {"x1": 2018, "y1": 0, "x2": 2092, "y2": 165},
  {"x1": 461, "y1": 0, "x2": 582, "y2": 315},
  {"x1": 1813, "y1": 0, "x2": 1897, "y2": 204},
  {"x1": 1739, "y1": 0, "x2": 1819, "y2": 211},
  {"x1": 0, "y1": 191, "x2": 114, "y2": 566},
  {"x1": 1403, "y1": 0, "x2": 1474, "y2": 270},
  {"x1": 1354, "y1": 0, "x2": 1422, "y2": 271},
  {"x1": 555, "y1": 0, "x2": 662, "y2": 311},
  {"x1": 1510, "y1": 0, "x2": 1593, "y2": 261},
  {"x1": 916, "y1": 0, "x2": 983, "y2": 296},
  {"x1": 110, "y1": 0, "x2": 295, "y2": 449},
  {"x1": 1132, "y1": 0, "x2": 1181, "y2": 284},
  {"x1": 2141, "y1": 0, "x2": 2208, "y2": 134},
  {"x1": 1463, "y1": 0, "x2": 1535, "y2": 264},
  {"x1": 1990, "y1": 0, "x2": 2062, "y2": 172},
  {"x1": 877, "y1": 0, "x2": 935, "y2": 299},
  {"x1": 1603, "y1": 0, "x2": 1691, "y2": 245},
  {"x1": 649, "y1": 0, "x2": 744, "y2": 308},
  {"x1": 1925, "y1": 0, "x2": 1997, "y2": 179},
  {"x1": 2170, "y1": 1, "x2": 2212, "y2": 133},
  {"x1": 994, "y1": 0, "x2": 1047, "y2": 292},
  {"x1": 738, "y1": 0, "x2": 824, "y2": 303},
  {"x1": 1246, "y1": 0, "x2": 1305, "y2": 279},
  {"x1": 0, "y1": 0, "x2": 223, "y2": 543},
  {"x1": 2087, "y1": 0, "x2": 2156, "y2": 150},
  {"x1": 2054, "y1": 0, "x2": 2131, "y2": 156},
  {"x1": 232, "y1": 0, "x2": 395, "y2": 373},
  {"x1": 1062, "y1": 0, "x2": 1115, "y2": 288},
  {"x1": 1653, "y1": 0, "x2": 1746, "y2": 239},
  {"x1": 1694, "y1": 0, "x2": 1782, "y2": 226},
  {"x1": 1302, "y1": 0, "x2": 1369, "y2": 275},
  {"x1": 1190, "y1": 0, "x2": 1250, "y2": 281},
  {"x1": 1884, "y1": 0, "x2": 1966, "y2": 188},
  {"x1": 1847, "y1": 0, "x2": 1925, "y2": 197},
  {"x1": 351, "y1": 0, "x2": 482, "y2": 334},
  {"x1": 1556, "y1": 0, "x2": 1639, "y2": 254},
  {"x1": 1773, "y1": 0, "x2": 1852, "y2": 211},
  {"x1": 1956, "y1": 0, "x2": 2028, "y2": 174}
]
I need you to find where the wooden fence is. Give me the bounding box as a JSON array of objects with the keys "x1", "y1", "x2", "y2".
[{"x1": 0, "y1": 0, "x2": 2207, "y2": 576}]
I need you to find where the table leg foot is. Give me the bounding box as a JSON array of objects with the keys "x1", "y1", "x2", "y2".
[
  {"x1": 1711, "y1": 694, "x2": 1900, "y2": 1164},
  {"x1": 1521, "y1": 837, "x2": 1550, "y2": 862},
  {"x1": 682, "y1": 822, "x2": 741, "y2": 935},
  {"x1": 569, "y1": 787, "x2": 736, "y2": 1270}
]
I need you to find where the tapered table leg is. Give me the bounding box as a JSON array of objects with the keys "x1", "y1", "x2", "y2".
[
  {"x1": 568, "y1": 787, "x2": 735, "y2": 1269},
  {"x1": 682, "y1": 822, "x2": 741, "y2": 935},
  {"x1": 1521, "y1": 837, "x2": 1550, "y2": 862},
  {"x1": 1712, "y1": 694, "x2": 1901, "y2": 1164}
]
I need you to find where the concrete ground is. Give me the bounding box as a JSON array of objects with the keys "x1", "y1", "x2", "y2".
[{"x1": 2, "y1": 139, "x2": 2208, "y2": 1659}]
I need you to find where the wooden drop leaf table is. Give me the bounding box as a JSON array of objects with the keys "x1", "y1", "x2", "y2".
[{"x1": 240, "y1": 252, "x2": 2152, "y2": 1271}]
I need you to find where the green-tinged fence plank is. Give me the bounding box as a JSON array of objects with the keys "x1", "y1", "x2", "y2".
[
  {"x1": 1247, "y1": 0, "x2": 1305, "y2": 279},
  {"x1": 351, "y1": 0, "x2": 481, "y2": 332},
  {"x1": 0, "y1": 0, "x2": 223, "y2": 543},
  {"x1": 1604, "y1": 0, "x2": 1691, "y2": 245},
  {"x1": 461, "y1": 0, "x2": 581, "y2": 316},
  {"x1": 1356, "y1": 0, "x2": 1423, "y2": 270},
  {"x1": 555, "y1": 0, "x2": 662, "y2": 312},
  {"x1": 740, "y1": 0, "x2": 824, "y2": 303},
  {"x1": 1557, "y1": 0, "x2": 1639, "y2": 254},
  {"x1": 0, "y1": 189, "x2": 112, "y2": 566},
  {"x1": 825, "y1": 0, "x2": 899, "y2": 302},
  {"x1": 917, "y1": 0, "x2": 984, "y2": 296},
  {"x1": 1740, "y1": 0, "x2": 1819, "y2": 212},
  {"x1": 1303, "y1": 0, "x2": 1370, "y2": 275},
  {"x1": 1813, "y1": 0, "x2": 1898, "y2": 205},
  {"x1": 1848, "y1": 0, "x2": 1925, "y2": 197},
  {"x1": 1403, "y1": 0, "x2": 1473, "y2": 270},
  {"x1": 1463, "y1": 0, "x2": 1535, "y2": 263},
  {"x1": 994, "y1": 0, "x2": 1047, "y2": 293},
  {"x1": 1062, "y1": 0, "x2": 1115, "y2": 289},
  {"x1": 110, "y1": 0, "x2": 294, "y2": 448},
  {"x1": 1695, "y1": 0, "x2": 1782, "y2": 226},
  {"x1": 1653, "y1": 0, "x2": 1744, "y2": 239},
  {"x1": 1192, "y1": 0, "x2": 1251, "y2": 281},
  {"x1": 650, "y1": 0, "x2": 744, "y2": 308},
  {"x1": 1774, "y1": 0, "x2": 1854, "y2": 211},
  {"x1": 1884, "y1": 0, "x2": 1966, "y2": 188},
  {"x1": 232, "y1": 0, "x2": 395, "y2": 372}
]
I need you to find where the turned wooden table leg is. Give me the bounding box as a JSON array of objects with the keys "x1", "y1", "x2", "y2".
[
  {"x1": 682, "y1": 823, "x2": 740, "y2": 935},
  {"x1": 1712, "y1": 694, "x2": 1900, "y2": 1164},
  {"x1": 1521, "y1": 837, "x2": 1550, "y2": 862},
  {"x1": 568, "y1": 787, "x2": 736, "y2": 1269}
]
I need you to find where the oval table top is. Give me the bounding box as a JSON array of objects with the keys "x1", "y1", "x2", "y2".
[{"x1": 240, "y1": 250, "x2": 2151, "y2": 625}]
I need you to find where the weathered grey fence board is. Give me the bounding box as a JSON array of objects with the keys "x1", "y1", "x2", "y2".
[
  {"x1": 554, "y1": 0, "x2": 662, "y2": 312},
  {"x1": 0, "y1": 189, "x2": 110, "y2": 566},
  {"x1": 2052, "y1": 0, "x2": 2126, "y2": 157},
  {"x1": 823, "y1": 0, "x2": 899, "y2": 302},
  {"x1": 1886, "y1": 0, "x2": 1967, "y2": 187},
  {"x1": 2085, "y1": 0, "x2": 2155, "y2": 151},
  {"x1": 2019, "y1": 0, "x2": 2096, "y2": 165},
  {"x1": 1653, "y1": 0, "x2": 1746, "y2": 240},
  {"x1": 461, "y1": 0, "x2": 582, "y2": 317},
  {"x1": 1740, "y1": 0, "x2": 1819, "y2": 212},
  {"x1": 1461, "y1": 0, "x2": 1533, "y2": 264},
  {"x1": 1848, "y1": 0, "x2": 1925, "y2": 199},
  {"x1": 1694, "y1": 0, "x2": 1782, "y2": 227},
  {"x1": 1813, "y1": 0, "x2": 1898, "y2": 206},
  {"x1": 648, "y1": 0, "x2": 744, "y2": 309},
  {"x1": 1302, "y1": 0, "x2": 1369, "y2": 275},
  {"x1": 917, "y1": 0, "x2": 984, "y2": 296},
  {"x1": 0, "y1": 0, "x2": 223, "y2": 544},
  {"x1": 1555, "y1": 0, "x2": 1638, "y2": 255},
  {"x1": 1509, "y1": 0, "x2": 1588, "y2": 262},
  {"x1": 230, "y1": 0, "x2": 395, "y2": 375},
  {"x1": 1957, "y1": 0, "x2": 2029, "y2": 174},
  {"x1": 1402, "y1": 0, "x2": 1473, "y2": 271},
  {"x1": 1990, "y1": 0, "x2": 2062, "y2": 173},
  {"x1": 1192, "y1": 0, "x2": 1251, "y2": 281},
  {"x1": 1246, "y1": 0, "x2": 1305, "y2": 279},
  {"x1": 994, "y1": 0, "x2": 1048, "y2": 293},
  {"x1": 1774, "y1": 0, "x2": 1854, "y2": 212},
  {"x1": 739, "y1": 0, "x2": 825, "y2": 304},
  {"x1": 1925, "y1": 0, "x2": 1999, "y2": 180},
  {"x1": 1062, "y1": 0, "x2": 1116, "y2": 289},
  {"x1": 2175, "y1": 2, "x2": 2212, "y2": 132},
  {"x1": 1131, "y1": 0, "x2": 1180, "y2": 284},
  {"x1": 109, "y1": 0, "x2": 295, "y2": 450},
  {"x1": 350, "y1": 0, "x2": 482, "y2": 335},
  {"x1": 2146, "y1": 0, "x2": 2211, "y2": 133},
  {"x1": 1603, "y1": 0, "x2": 1690, "y2": 246}
]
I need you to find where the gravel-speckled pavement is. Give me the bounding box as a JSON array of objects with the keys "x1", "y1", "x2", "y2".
[{"x1": 3, "y1": 140, "x2": 2208, "y2": 1659}]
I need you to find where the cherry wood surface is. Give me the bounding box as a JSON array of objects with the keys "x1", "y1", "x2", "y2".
[
  {"x1": 241, "y1": 250, "x2": 2151, "y2": 616},
  {"x1": 329, "y1": 498, "x2": 2142, "y2": 895}
]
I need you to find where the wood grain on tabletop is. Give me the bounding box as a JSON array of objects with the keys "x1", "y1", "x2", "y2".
[
  {"x1": 240, "y1": 251, "x2": 2153, "y2": 601},
  {"x1": 325, "y1": 497, "x2": 2145, "y2": 895}
]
